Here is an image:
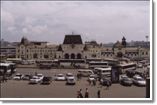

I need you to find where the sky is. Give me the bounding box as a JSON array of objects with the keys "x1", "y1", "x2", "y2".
[{"x1": 1, "y1": 1, "x2": 150, "y2": 44}]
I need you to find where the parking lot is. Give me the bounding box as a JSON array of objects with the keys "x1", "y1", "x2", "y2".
[{"x1": 0, "y1": 68, "x2": 146, "y2": 98}]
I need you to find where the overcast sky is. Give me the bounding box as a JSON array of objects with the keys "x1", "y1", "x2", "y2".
[{"x1": 1, "y1": 1, "x2": 150, "y2": 44}]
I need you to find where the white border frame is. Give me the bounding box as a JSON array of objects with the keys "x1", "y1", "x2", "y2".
[{"x1": 0, "y1": 0, "x2": 153, "y2": 102}]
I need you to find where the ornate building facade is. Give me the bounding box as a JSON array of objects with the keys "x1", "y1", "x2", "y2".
[
  {"x1": 16, "y1": 37, "x2": 57, "y2": 60},
  {"x1": 16, "y1": 35, "x2": 150, "y2": 60}
]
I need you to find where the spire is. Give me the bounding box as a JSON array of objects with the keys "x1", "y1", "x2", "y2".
[
  {"x1": 20, "y1": 36, "x2": 29, "y2": 45},
  {"x1": 122, "y1": 36, "x2": 126, "y2": 47}
]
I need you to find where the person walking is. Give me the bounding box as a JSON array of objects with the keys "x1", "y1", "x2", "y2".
[
  {"x1": 77, "y1": 91, "x2": 80, "y2": 98},
  {"x1": 79, "y1": 89, "x2": 83, "y2": 98},
  {"x1": 106, "y1": 80, "x2": 110, "y2": 90},
  {"x1": 88, "y1": 79, "x2": 91, "y2": 85},
  {"x1": 93, "y1": 79, "x2": 96, "y2": 86},
  {"x1": 85, "y1": 88, "x2": 89, "y2": 98},
  {"x1": 97, "y1": 89, "x2": 101, "y2": 98},
  {"x1": 35, "y1": 72, "x2": 37, "y2": 76}
]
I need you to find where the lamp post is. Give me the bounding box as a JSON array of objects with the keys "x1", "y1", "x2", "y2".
[{"x1": 137, "y1": 46, "x2": 141, "y2": 64}]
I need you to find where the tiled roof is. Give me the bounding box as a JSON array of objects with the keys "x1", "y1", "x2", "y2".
[{"x1": 63, "y1": 35, "x2": 83, "y2": 44}]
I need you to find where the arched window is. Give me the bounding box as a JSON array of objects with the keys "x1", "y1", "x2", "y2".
[
  {"x1": 77, "y1": 53, "x2": 82, "y2": 59},
  {"x1": 64, "y1": 53, "x2": 69, "y2": 59},
  {"x1": 71, "y1": 53, "x2": 75, "y2": 59},
  {"x1": 146, "y1": 52, "x2": 148, "y2": 55}
]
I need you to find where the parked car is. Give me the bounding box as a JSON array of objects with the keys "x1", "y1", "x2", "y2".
[
  {"x1": 13, "y1": 73, "x2": 23, "y2": 80},
  {"x1": 120, "y1": 76, "x2": 133, "y2": 86},
  {"x1": 133, "y1": 75, "x2": 146, "y2": 86},
  {"x1": 41, "y1": 76, "x2": 52, "y2": 85},
  {"x1": 55, "y1": 74, "x2": 66, "y2": 81},
  {"x1": 137, "y1": 63, "x2": 143, "y2": 68},
  {"x1": 126, "y1": 70, "x2": 136, "y2": 78},
  {"x1": 29, "y1": 76, "x2": 41, "y2": 84},
  {"x1": 100, "y1": 78, "x2": 112, "y2": 86},
  {"x1": 88, "y1": 74, "x2": 97, "y2": 81},
  {"x1": 66, "y1": 73, "x2": 74, "y2": 80},
  {"x1": 66, "y1": 77, "x2": 76, "y2": 85},
  {"x1": 120, "y1": 75, "x2": 128, "y2": 79},
  {"x1": 22, "y1": 74, "x2": 32, "y2": 80},
  {"x1": 36, "y1": 73, "x2": 44, "y2": 81}
]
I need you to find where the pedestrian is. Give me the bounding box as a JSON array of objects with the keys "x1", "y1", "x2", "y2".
[
  {"x1": 85, "y1": 88, "x2": 89, "y2": 98},
  {"x1": 97, "y1": 89, "x2": 101, "y2": 98},
  {"x1": 35, "y1": 72, "x2": 37, "y2": 76},
  {"x1": 93, "y1": 79, "x2": 96, "y2": 86},
  {"x1": 88, "y1": 79, "x2": 91, "y2": 85},
  {"x1": 77, "y1": 73, "x2": 80, "y2": 81},
  {"x1": 2, "y1": 75, "x2": 5, "y2": 83},
  {"x1": 77, "y1": 73, "x2": 79, "y2": 81},
  {"x1": 4, "y1": 76, "x2": 7, "y2": 82},
  {"x1": 106, "y1": 81, "x2": 110, "y2": 90},
  {"x1": 79, "y1": 89, "x2": 83, "y2": 98},
  {"x1": 77, "y1": 91, "x2": 80, "y2": 98}
]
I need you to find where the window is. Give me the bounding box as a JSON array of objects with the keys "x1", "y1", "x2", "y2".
[
  {"x1": 77, "y1": 53, "x2": 82, "y2": 59},
  {"x1": 64, "y1": 53, "x2": 69, "y2": 59},
  {"x1": 146, "y1": 52, "x2": 148, "y2": 55},
  {"x1": 91, "y1": 54, "x2": 96, "y2": 58},
  {"x1": 44, "y1": 55, "x2": 49, "y2": 59},
  {"x1": 33, "y1": 53, "x2": 38, "y2": 59},
  {"x1": 71, "y1": 53, "x2": 75, "y2": 59}
]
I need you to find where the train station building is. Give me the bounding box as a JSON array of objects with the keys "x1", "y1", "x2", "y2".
[{"x1": 16, "y1": 34, "x2": 150, "y2": 61}]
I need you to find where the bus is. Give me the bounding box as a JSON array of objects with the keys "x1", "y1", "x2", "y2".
[
  {"x1": 118, "y1": 62, "x2": 136, "y2": 74},
  {"x1": 77, "y1": 70, "x2": 94, "y2": 77},
  {"x1": 88, "y1": 61, "x2": 109, "y2": 69},
  {"x1": 36, "y1": 60, "x2": 53, "y2": 64},
  {"x1": 0, "y1": 63, "x2": 16, "y2": 76},
  {"x1": 38, "y1": 63, "x2": 52, "y2": 69},
  {"x1": 6, "y1": 58, "x2": 22, "y2": 64},
  {"x1": 21, "y1": 60, "x2": 36, "y2": 65},
  {"x1": 94, "y1": 67, "x2": 112, "y2": 80}
]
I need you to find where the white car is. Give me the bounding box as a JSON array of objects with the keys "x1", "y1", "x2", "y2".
[
  {"x1": 66, "y1": 73, "x2": 74, "y2": 80},
  {"x1": 13, "y1": 73, "x2": 23, "y2": 80},
  {"x1": 133, "y1": 75, "x2": 146, "y2": 86},
  {"x1": 120, "y1": 75, "x2": 128, "y2": 80},
  {"x1": 88, "y1": 74, "x2": 96, "y2": 81},
  {"x1": 36, "y1": 73, "x2": 44, "y2": 81},
  {"x1": 66, "y1": 77, "x2": 76, "y2": 85},
  {"x1": 29, "y1": 76, "x2": 41, "y2": 84},
  {"x1": 137, "y1": 63, "x2": 143, "y2": 68},
  {"x1": 55, "y1": 74, "x2": 66, "y2": 81}
]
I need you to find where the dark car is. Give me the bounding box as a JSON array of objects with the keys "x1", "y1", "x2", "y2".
[
  {"x1": 126, "y1": 70, "x2": 136, "y2": 78},
  {"x1": 100, "y1": 78, "x2": 112, "y2": 86},
  {"x1": 41, "y1": 76, "x2": 52, "y2": 85},
  {"x1": 22, "y1": 74, "x2": 32, "y2": 80},
  {"x1": 120, "y1": 77, "x2": 133, "y2": 86}
]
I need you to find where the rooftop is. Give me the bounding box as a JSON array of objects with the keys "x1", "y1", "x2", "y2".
[{"x1": 63, "y1": 35, "x2": 83, "y2": 44}]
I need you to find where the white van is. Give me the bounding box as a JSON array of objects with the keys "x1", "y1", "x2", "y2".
[{"x1": 78, "y1": 70, "x2": 94, "y2": 77}]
